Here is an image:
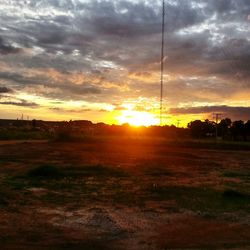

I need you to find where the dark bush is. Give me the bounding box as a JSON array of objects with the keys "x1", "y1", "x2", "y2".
[
  {"x1": 222, "y1": 189, "x2": 248, "y2": 199},
  {"x1": 27, "y1": 165, "x2": 63, "y2": 179}
]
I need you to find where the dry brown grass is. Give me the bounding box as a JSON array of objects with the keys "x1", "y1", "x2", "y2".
[{"x1": 0, "y1": 138, "x2": 249, "y2": 249}]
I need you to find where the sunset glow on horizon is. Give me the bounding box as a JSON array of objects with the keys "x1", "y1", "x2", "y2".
[{"x1": 117, "y1": 110, "x2": 159, "y2": 126}]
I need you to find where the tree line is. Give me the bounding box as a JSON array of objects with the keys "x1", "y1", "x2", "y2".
[
  {"x1": 188, "y1": 118, "x2": 250, "y2": 141},
  {"x1": 1, "y1": 118, "x2": 250, "y2": 141}
]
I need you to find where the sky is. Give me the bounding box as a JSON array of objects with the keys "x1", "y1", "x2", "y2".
[{"x1": 0, "y1": 0, "x2": 249, "y2": 126}]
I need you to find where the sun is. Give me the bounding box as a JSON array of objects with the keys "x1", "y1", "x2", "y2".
[{"x1": 117, "y1": 110, "x2": 158, "y2": 127}]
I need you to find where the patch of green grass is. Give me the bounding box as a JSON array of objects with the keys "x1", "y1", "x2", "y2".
[
  {"x1": 1, "y1": 164, "x2": 130, "y2": 206},
  {"x1": 0, "y1": 182, "x2": 27, "y2": 208},
  {"x1": 172, "y1": 139, "x2": 250, "y2": 151},
  {"x1": 0, "y1": 130, "x2": 49, "y2": 140},
  {"x1": 62, "y1": 164, "x2": 128, "y2": 178},
  {"x1": 143, "y1": 166, "x2": 172, "y2": 177},
  {"x1": 112, "y1": 190, "x2": 140, "y2": 206},
  {"x1": 223, "y1": 171, "x2": 250, "y2": 180},
  {"x1": 146, "y1": 185, "x2": 250, "y2": 213},
  {"x1": 39, "y1": 192, "x2": 68, "y2": 205},
  {"x1": 0, "y1": 164, "x2": 129, "y2": 207},
  {"x1": 54, "y1": 239, "x2": 116, "y2": 250},
  {"x1": 6, "y1": 179, "x2": 29, "y2": 190},
  {"x1": 26, "y1": 164, "x2": 127, "y2": 180},
  {"x1": 53, "y1": 130, "x2": 96, "y2": 143}
]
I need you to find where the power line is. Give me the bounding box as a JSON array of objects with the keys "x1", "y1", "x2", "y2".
[
  {"x1": 213, "y1": 113, "x2": 222, "y2": 123},
  {"x1": 176, "y1": 119, "x2": 180, "y2": 128},
  {"x1": 160, "y1": 0, "x2": 165, "y2": 126},
  {"x1": 213, "y1": 113, "x2": 223, "y2": 140}
]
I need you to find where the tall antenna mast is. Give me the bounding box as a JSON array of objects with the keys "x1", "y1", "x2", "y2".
[{"x1": 160, "y1": 0, "x2": 165, "y2": 125}]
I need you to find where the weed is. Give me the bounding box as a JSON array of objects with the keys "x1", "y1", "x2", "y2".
[
  {"x1": 222, "y1": 189, "x2": 249, "y2": 199},
  {"x1": 27, "y1": 165, "x2": 63, "y2": 179}
]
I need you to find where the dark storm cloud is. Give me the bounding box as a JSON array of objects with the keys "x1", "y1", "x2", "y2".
[
  {"x1": 209, "y1": 0, "x2": 250, "y2": 19},
  {"x1": 169, "y1": 105, "x2": 250, "y2": 121},
  {"x1": 65, "y1": 0, "x2": 207, "y2": 70},
  {"x1": 0, "y1": 71, "x2": 46, "y2": 86},
  {"x1": 0, "y1": 37, "x2": 22, "y2": 55},
  {"x1": 49, "y1": 107, "x2": 96, "y2": 113},
  {"x1": 0, "y1": 100, "x2": 39, "y2": 108},
  {"x1": 0, "y1": 0, "x2": 205, "y2": 56},
  {"x1": 60, "y1": 83, "x2": 102, "y2": 96},
  {"x1": 0, "y1": 70, "x2": 101, "y2": 99},
  {"x1": 0, "y1": 0, "x2": 249, "y2": 109},
  {"x1": 81, "y1": 0, "x2": 204, "y2": 37}
]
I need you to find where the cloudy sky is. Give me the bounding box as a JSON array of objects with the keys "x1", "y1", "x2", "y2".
[{"x1": 0, "y1": 0, "x2": 249, "y2": 126}]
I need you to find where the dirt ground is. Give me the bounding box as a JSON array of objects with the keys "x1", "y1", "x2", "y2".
[{"x1": 0, "y1": 138, "x2": 249, "y2": 249}]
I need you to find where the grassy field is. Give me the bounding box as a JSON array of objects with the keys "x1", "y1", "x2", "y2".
[{"x1": 0, "y1": 137, "x2": 249, "y2": 249}]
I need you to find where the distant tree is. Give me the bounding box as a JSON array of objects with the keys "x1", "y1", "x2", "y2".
[
  {"x1": 32, "y1": 119, "x2": 37, "y2": 128},
  {"x1": 224, "y1": 118, "x2": 232, "y2": 127},
  {"x1": 188, "y1": 120, "x2": 203, "y2": 138},
  {"x1": 244, "y1": 120, "x2": 250, "y2": 140},
  {"x1": 188, "y1": 119, "x2": 216, "y2": 138},
  {"x1": 204, "y1": 119, "x2": 215, "y2": 136},
  {"x1": 218, "y1": 118, "x2": 232, "y2": 138},
  {"x1": 231, "y1": 120, "x2": 245, "y2": 141}
]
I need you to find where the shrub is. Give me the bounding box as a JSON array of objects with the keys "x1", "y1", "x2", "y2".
[
  {"x1": 27, "y1": 165, "x2": 63, "y2": 179},
  {"x1": 222, "y1": 189, "x2": 248, "y2": 199}
]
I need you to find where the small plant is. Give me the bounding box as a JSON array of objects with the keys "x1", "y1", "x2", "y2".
[
  {"x1": 27, "y1": 165, "x2": 63, "y2": 179},
  {"x1": 222, "y1": 189, "x2": 248, "y2": 199},
  {"x1": 63, "y1": 164, "x2": 127, "y2": 178}
]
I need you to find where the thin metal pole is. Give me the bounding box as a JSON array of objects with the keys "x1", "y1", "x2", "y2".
[
  {"x1": 213, "y1": 113, "x2": 222, "y2": 140},
  {"x1": 160, "y1": 0, "x2": 165, "y2": 126}
]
